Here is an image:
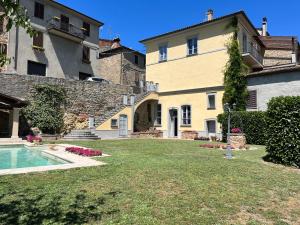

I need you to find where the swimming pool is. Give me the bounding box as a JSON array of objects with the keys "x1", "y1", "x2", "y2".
[{"x1": 0, "y1": 145, "x2": 68, "y2": 170}]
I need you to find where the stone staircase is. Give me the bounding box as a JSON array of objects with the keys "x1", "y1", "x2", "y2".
[
  {"x1": 63, "y1": 130, "x2": 100, "y2": 140},
  {"x1": 94, "y1": 91, "x2": 155, "y2": 128}
]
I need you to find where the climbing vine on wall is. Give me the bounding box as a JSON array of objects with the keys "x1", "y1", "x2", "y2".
[{"x1": 22, "y1": 84, "x2": 66, "y2": 134}]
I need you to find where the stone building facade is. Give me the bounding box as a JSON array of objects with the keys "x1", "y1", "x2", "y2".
[
  {"x1": 0, "y1": 73, "x2": 132, "y2": 120},
  {"x1": 98, "y1": 38, "x2": 146, "y2": 88},
  {"x1": 2, "y1": 0, "x2": 103, "y2": 80}
]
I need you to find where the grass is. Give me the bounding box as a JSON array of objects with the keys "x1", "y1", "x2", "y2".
[{"x1": 0, "y1": 139, "x2": 299, "y2": 225}]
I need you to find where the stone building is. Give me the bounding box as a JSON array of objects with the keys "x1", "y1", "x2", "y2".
[
  {"x1": 246, "y1": 18, "x2": 300, "y2": 111},
  {"x1": 1, "y1": 0, "x2": 103, "y2": 80},
  {"x1": 98, "y1": 38, "x2": 146, "y2": 88}
]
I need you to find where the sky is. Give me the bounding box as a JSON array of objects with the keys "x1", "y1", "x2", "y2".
[{"x1": 57, "y1": 0, "x2": 300, "y2": 53}]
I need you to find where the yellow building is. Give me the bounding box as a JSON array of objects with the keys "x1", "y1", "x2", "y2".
[{"x1": 96, "y1": 10, "x2": 264, "y2": 139}]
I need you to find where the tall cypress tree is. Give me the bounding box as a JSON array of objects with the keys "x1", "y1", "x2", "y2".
[{"x1": 222, "y1": 17, "x2": 249, "y2": 111}]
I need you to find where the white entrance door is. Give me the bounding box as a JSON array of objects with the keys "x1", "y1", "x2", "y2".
[{"x1": 119, "y1": 115, "x2": 128, "y2": 137}]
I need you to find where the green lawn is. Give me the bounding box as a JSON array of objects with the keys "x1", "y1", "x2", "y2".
[{"x1": 0, "y1": 140, "x2": 299, "y2": 225}]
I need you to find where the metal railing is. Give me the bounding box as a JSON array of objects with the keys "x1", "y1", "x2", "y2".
[
  {"x1": 242, "y1": 42, "x2": 263, "y2": 65},
  {"x1": 47, "y1": 18, "x2": 85, "y2": 40}
]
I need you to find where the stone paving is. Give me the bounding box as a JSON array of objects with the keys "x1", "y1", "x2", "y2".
[{"x1": 0, "y1": 144, "x2": 108, "y2": 176}]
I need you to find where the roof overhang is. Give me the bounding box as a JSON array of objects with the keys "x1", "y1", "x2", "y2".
[
  {"x1": 0, "y1": 93, "x2": 28, "y2": 109},
  {"x1": 140, "y1": 11, "x2": 261, "y2": 44}
]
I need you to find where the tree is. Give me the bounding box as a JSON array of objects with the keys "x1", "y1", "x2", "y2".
[
  {"x1": 222, "y1": 16, "x2": 248, "y2": 111},
  {"x1": 0, "y1": 0, "x2": 35, "y2": 66}
]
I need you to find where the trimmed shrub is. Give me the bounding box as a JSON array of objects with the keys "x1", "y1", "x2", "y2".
[
  {"x1": 217, "y1": 111, "x2": 268, "y2": 145},
  {"x1": 265, "y1": 96, "x2": 300, "y2": 168}
]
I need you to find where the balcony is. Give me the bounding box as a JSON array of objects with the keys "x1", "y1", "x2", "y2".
[
  {"x1": 242, "y1": 42, "x2": 263, "y2": 69},
  {"x1": 47, "y1": 18, "x2": 85, "y2": 43}
]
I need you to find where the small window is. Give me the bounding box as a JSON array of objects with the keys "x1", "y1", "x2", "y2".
[
  {"x1": 27, "y1": 61, "x2": 46, "y2": 76},
  {"x1": 82, "y1": 46, "x2": 90, "y2": 63},
  {"x1": 187, "y1": 37, "x2": 198, "y2": 55},
  {"x1": 181, "y1": 105, "x2": 191, "y2": 126},
  {"x1": 134, "y1": 55, "x2": 139, "y2": 64},
  {"x1": 82, "y1": 22, "x2": 90, "y2": 36},
  {"x1": 34, "y1": 2, "x2": 44, "y2": 19},
  {"x1": 159, "y1": 45, "x2": 167, "y2": 62},
  {"x1": 33, "y1": 31, "x2": 43, "y2": 48},
  {"x1": 0, "y1": 43, "x2": 7, "y2": 55},
  {"x1": 156, "y1": 104, "x2": 162, "y2": 126},
  {"x1": 247, "y1": 90, "x2": 257, "y2": 109},
  {"x1": 111, "y1": 119, "x2": 118, "y2": 128},
  {"x1": 207, "y1": 93, "x2": 216, "y2": 109}
]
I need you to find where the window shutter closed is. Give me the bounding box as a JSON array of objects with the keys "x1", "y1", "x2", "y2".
[{"x1": 247, "y1": 90, "x2": 257, "y2": 109}]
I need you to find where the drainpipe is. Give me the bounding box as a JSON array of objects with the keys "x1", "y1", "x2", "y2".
[{"x1": 14, "y1": 0, "x2": 20, "y2": 71}]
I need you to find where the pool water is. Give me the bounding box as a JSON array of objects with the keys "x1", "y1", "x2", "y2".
[{"x1": 0, "y1": 145, "x2": 67, "y2": 169}]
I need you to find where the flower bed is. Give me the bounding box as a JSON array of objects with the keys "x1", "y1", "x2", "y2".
[
  {"x1": 199, "y1": 143, "x2": 249, "y2": 150},
  {"x1": 65, "y1": 147, "x2": 102, "y2": 157},
  {"x1": 26, "y1": 135, "x2": 42, "y2": 143}
]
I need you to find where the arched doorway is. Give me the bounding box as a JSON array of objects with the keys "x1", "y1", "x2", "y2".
[{"x1": 134, "y1": 99, "x2": 159, "y2": 132}]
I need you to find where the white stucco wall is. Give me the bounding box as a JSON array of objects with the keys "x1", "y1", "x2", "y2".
[{"x1": 247, "y1": 71, "x2": 300, "y2": 111}]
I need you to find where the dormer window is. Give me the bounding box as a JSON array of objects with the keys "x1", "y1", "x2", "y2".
[{"x1": 187, "y1": 37, "x2": 198, "y2": 55}]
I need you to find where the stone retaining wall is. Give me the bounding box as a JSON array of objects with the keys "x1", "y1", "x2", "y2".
[{"x1": 0, "y1": 73, "x2": 133, "y2": 117}]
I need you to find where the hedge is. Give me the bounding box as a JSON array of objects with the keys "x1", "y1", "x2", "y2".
[
  {"x1": 217, "y1": 111, "x2": 268, "y2": 145},
  {"x1": 265, "y1": 96, "x2": 300, "y2": 168}
]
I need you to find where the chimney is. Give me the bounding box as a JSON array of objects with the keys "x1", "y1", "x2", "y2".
[
  {"x1": 206, "y1": 9, "x2": 214, "y2": 21},
  {"x1": 111, "y1": 37, "x2": 121, "y2": 49},
  {"x1": 292, "y1": 37, "x2": 297, "y2": 64},
  {"x1": 262, "y1": 17, "x2": 268, "y2": 36}
]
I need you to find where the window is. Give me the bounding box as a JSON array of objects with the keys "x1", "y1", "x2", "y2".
[
  {"x1": 207, "y1": 120, "x2": 216, "y2": 134},
  {"x1": 187, "y1": 37, "x2": 198, "y2": 55},
  {"x1": 60, "y1": 15, "x2": 69, "y2": 32},
  {"x1": 134, "y1": 55, "x2": 139, "y2": 64},
  {"x1": 82, "y1": 46, "x2": 90, "y2": 63},
  {"x1": 111, "y1": 119, "x2": 118, "y2": 128},
  {"x1": 27, "y1": 61, "x2": 46, "y2": 76},
  {"x1": 207, "y1": 93, "x2": 216, "y2": 109},
  {"x1": 34, "y1": 2, "x2": 44, "y2": 19},
  {"x1": 181, "y1": 105, "x2": 191, "y2": 126},
  {"x1": 156, "y1": 104, "x2": 162, "y2": 126},
  {"x1": 243, "y1": 33, "x2": 248, "y2": 53},
  {"x1": 82, "y1": 22, "x2": 90, "y2": 36},
  {"x1": 33, "y1": 31, "x2": 43, "y2": 48},
  {"x1": 247, "y1": 90, "x2": 257, "y2": 109},
  {"x1": 79, "y1": 72, "x2": 92, "y2": 80},
  {"x1": 0, "y1": 43, "x2": 7, "y2": 55},
  {"x1": 159, "y1": 45, "x2": 167, "y2": 62}
]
